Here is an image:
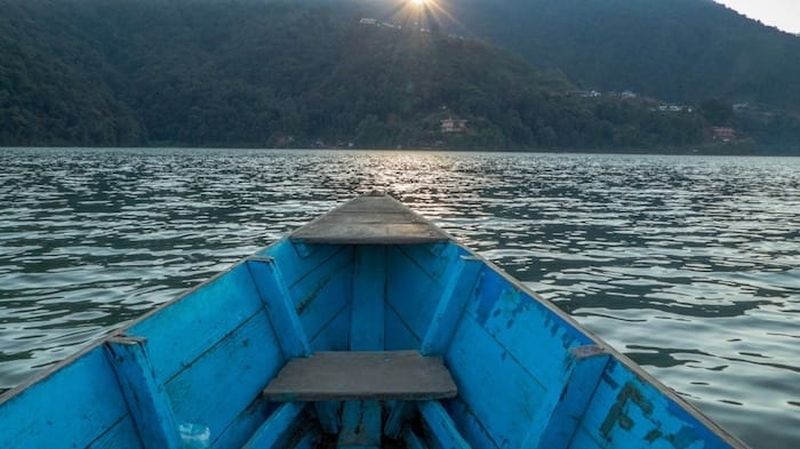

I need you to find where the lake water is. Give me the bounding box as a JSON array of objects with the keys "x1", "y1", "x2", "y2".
[{"x1": 1, "y1": 148, "x2": 798, "y2": 448}]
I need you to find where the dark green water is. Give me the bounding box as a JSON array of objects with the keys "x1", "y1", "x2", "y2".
[{"x1": 1, "y1": 148, "x2": 798, "y2": 448}]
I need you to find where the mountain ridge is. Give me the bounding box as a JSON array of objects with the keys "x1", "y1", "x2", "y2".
[
  {"x1": 0, "y1": 0, "x2": 717, "y2": 150},
  {"x1": 392, "y1": 0, "x2": 800, "y2": 111},
  {"x1": 0, "y1": 0, "x2": 799, "y2": 152}
]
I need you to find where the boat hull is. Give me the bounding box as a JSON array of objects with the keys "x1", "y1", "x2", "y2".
[{"x1": 0, "y1": 196, "x2": 746, "y2": 449}]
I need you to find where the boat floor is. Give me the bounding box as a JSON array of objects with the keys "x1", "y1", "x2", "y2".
[{"x1": 315, "y1": 435, "x2": 407, "y2": 449}]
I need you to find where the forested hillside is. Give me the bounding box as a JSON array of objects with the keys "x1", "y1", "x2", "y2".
[
  {"x1": 0, "y1": 0, "x2": 798, "y2": 151},
  {"x1": 359, "y1": 0, "x2": 800, "y2": 112},
  {"x1": 341, "y1": 0, "x2": 800, "y2": 151}
]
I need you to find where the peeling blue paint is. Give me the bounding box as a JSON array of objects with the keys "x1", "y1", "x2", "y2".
[{"x1": 0, "y1": 230, "x2": 744, "y2": 449}]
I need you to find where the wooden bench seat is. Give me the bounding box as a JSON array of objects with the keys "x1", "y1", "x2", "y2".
[{"x1": 263, "y1": 351, "x2": 457, "y2": 401}]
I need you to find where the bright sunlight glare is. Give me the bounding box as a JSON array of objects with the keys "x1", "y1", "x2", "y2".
[{"x1": 389, "y1": 0, "x2": 465, "y2": 37}]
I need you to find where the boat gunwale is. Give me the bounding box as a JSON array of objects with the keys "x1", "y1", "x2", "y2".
[
  {"x1": 0, "y1": 242, "x2": 284, "y2": 406},
  {"x1": 0, "y1": 194, "x2": 750, "y2": 449},
  {"x1": 452, "y1": 240, "x2": 750, "y2": 449}
]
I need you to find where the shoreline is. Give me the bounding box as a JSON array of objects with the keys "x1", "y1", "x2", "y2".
[{"x1": 2, "y1": 144, "x2": 799, "y2": 157}]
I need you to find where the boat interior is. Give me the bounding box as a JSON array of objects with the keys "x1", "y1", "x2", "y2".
[{"x1": 0, "y1": 196, "x2": 740, "y2": 449}]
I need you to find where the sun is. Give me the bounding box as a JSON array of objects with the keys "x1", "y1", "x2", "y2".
[{"x1": 396, "y1": 0, "x2": 461, "y2": 30}]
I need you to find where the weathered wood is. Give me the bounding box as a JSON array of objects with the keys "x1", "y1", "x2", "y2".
[
  {"x1": 128, "y1": 262, "x2": 266, "y2": 384},
  {"x1": 293, "y1": 428, "x2": 318, "y2": 449},
  {"x1": 240, "y1": 402, "x2": 305, "y2": 449},
  {"x1": 347, "y1": 245, "x2": 387, "y2": 447},
  {"x1": 0, "y1": 195, "x2": 749, "y2": 449},
  {"x1": 339, "y1": 400, "x2": 381, "y2": 448},
  {"x1": 247, "y1": 257, "x2": 311, "y2": 358},
  {"x1": 384, "y1": 401, "x2": 415, "y2": 439},
  {"x1": 351, "y1": 246, "x2": 386, "y2": 351},
  {"x1": 403, "y1": 429, "x2": 428, "y2": 449},
  {"x1": 104, "y1": 336, "x2": 181, "y2": 449},
  {"x1": 419, "y1": 400, "x2": 471, "y2": 449},
  {"x1": 164, "y1": 310, "x2": 284, "y2": 446},
  {"x1": 263, "y1": 351, "x2": 457, "y2": 401},
  {"x1": 290, "y1": 194, "x2": 449, "y2": 244},
  {"x1": 0, "y1": 346, "x2": 137, "y2": 449},
  {"x1": 314, "y1": 401, "x2": 340, "y2": 434},
  {"x1": 421, "y1": 255, "x2": 483, "y2": 356},
  {"x1": 528, "y1": 345, "x2": 611, "y2": 449}
]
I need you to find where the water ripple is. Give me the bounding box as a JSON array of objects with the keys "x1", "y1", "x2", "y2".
[{"x1": 0, "y1": 148, "x2": 798, "y2": 449}]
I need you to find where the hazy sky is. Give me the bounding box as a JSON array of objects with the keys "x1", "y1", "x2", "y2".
[{"x1": 716, "y1": 0, "x2": 800, "y2": 33}]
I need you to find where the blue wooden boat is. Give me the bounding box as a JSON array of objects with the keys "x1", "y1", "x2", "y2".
[{"x1": 0, "y1": 194, "x2": 747, "y2": 449}]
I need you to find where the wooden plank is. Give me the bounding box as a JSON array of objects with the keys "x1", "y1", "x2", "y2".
[
  {"x1": 0, "y1": 346, "x2": 132, "y2": 449},
  {"x1": 442, "y1": 398, "x2": 502, "y2": 449},
  {"x1": 528, "y1": 345, "x2": 610, "y2": 449},
  {"x1": 290, "y1": 194, "x2": 449, "y2": 244},
  {"x1": 568, "y1": 360, "x2": 737, "y2": 449},
  {"x1": 128, "y1": 262, "x2": 264, "y2": 384},
  {"x1": 263, "y1": 351, "x2": 457, "y2": 401},
  {"x1": 384, "y1": 401, "x2": 415, "y2": 439},
  {"x1": 290, "y1": 250, "x2": 352, "y2": 341},
  {"x1": 104, "y1": 336, "x2": 180, "y2": 449},
  {"x1": 314, "y1": 401, "x2": 340, "y2": 434},
  {"x1": 384, "y1": 304, "x2": 422, "y2": 350},
  {"x1": 256, "y1": 241, "x2": 344, "y2": 289},
  {"x1": 207, "y1": 398, "x2": 276, "y2": 449},
  {"x1": 395, "y1": 243, "x2": 461, "y2": 283},
  {"x1": 464, "y1": 269, "x2": 592, "y2": 386},
  {"x1": 421, "y1": 256, "x2": 483, "y2": 356},
  {"x1": 347, "y1": 246, "x2": 386, "y2": 449},
  {"x1": 293, "y1": 429, "x2": 318, "y2": 449},
  {"x1": 339, "y1": 400, "x2": 381, "y2": 448},
  {"x1": 165, "y1": 312, "x2": 284, "y2": 444},
  {"x1": 439, "y1": 267, "x2": 600, "y2": 449},
  {"x1": 444, "y1": 315, "x2": 545, "y2": 448},
  {"x1": 419, "y1": 401, "x2": 471, "y2": 449},
  {"x1": 351, "y1": 245, "x2": 386, "y2": 351},
  {"x1": 240, "y1": 403, "x2": 305, "y2": 449},
  {"x1": 247, "y1": 257, "x2": 311, "y2": 358},
  {"x1": 403, "y1": 429, "x2": 428, "y2": 449},
  {"x1": 310, "y1": 305, "x2": 350, "y2": 352},
  {"x1": 87, "y1": 415, "x2": 146, "y2": 449},
  {"x1": 385, "y1": 244, "x2": 465, "y2": 346}
]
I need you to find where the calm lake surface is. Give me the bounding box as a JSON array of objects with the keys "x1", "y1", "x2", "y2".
[{"x1": 1, "y1": 148, "x2": 798, "y2": 448}]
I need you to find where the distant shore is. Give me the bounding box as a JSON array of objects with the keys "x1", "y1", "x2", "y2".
[{"x1": 4, "y1": 143, "x2": 798, "y2": 156}]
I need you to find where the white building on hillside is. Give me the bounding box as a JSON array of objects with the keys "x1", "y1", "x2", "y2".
[{"x1": 441, "y1": 117, "x2": 468, "y2": 133}]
